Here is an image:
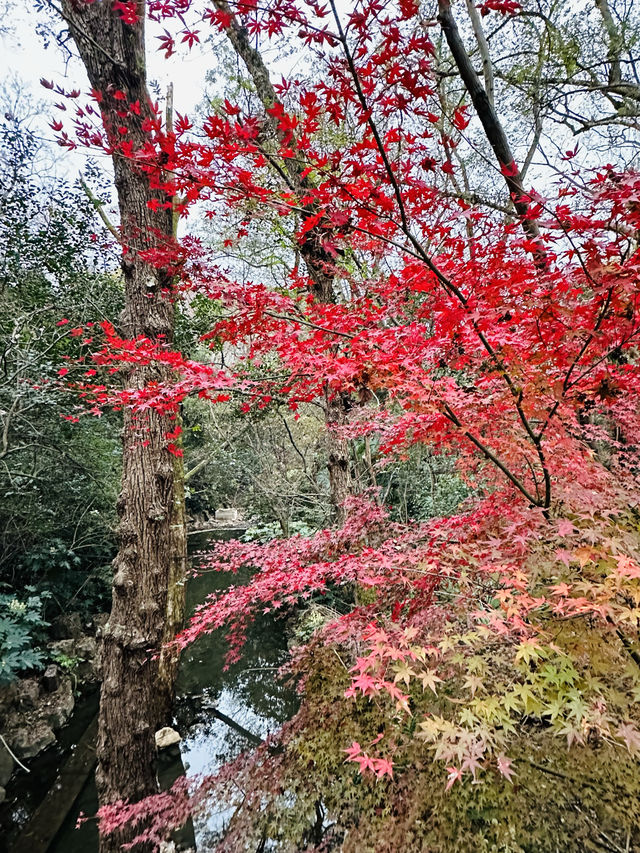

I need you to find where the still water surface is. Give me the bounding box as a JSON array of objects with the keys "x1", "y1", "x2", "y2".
[{"x1": 7, "y1": 529, "x2": 297, "y2": 852}]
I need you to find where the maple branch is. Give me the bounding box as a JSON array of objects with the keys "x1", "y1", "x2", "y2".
[
  {"x1": 536, "y1": 287, "x2": 615, "y2": 442},
  {"x1": 318, "y1": 16, "x2": 548, "y2": 484},
  {"x1": 327, "y1": 0, "x2": 411, "y2": 236},
  {"x1": 526, "y1": 760, "x2": 575, "y2": 783},
  {"x1": 280, "y1": 412, "x2": 309, "y2": 475},
  {"x1": 210, "y1": 1, "x2": 551, "y2": 508},
  {"x1": 245, "y1": 165, "x2": 553, "y2": 505},
  {"x1": 442, "y1": 403, "x2": 541, "y2": 506},
  {"x1": 263, "y1": 310, "x2": 354, "y2": 339},
  {"x1": 184, "y1": 166, "x2": 550, "y2": 505},
  {"x1": 437, "y1": 0, "x2": 549, "y2": 270}
]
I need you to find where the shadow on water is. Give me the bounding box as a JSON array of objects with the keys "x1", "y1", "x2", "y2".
[
  {"x1": 0, "y1": 687, "x2": 100, "y2": 853},
  {"x1": 4, "y1": 528, "x2": 298, "y2": 852}
]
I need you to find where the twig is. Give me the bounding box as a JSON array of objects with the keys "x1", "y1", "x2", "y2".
[
  {"x1": 79, "y1": 176, "x2": 120, "y2": 242},
  {"x1": 0, "y1": 732, "x2": 31, "y2": 773}
]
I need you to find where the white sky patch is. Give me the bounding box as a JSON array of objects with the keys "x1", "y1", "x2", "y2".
[{"x1": 0, "y1": 2, "x2": 213, "y2": 185}]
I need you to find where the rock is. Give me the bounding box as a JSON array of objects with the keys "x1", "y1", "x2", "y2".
[
  {"x1": 75, "y1": 636, "x2": 98, "y2": 659},
  {"x1": 92, "y1": 613, "x2": 109, "y2": 637},
  {"x1": 9, "y1": 722, "x2": 55, "y2": 759},
  {"x1": 0, "y1": 786, "x2": 5, "y2": 804},
  {"x1": 43, "y1": 664, "x2": 59, "y2": 693},
  {"x1": 0, "y1": 681, "x2": 18, "y2": 715},
  {"x1": 0, "y1": 739, "x2": 14, "y2": 786},
  {"x1": 17, "y1": 679, "x2": 40, "y2": 710},
  {"x1": 155, "y1": 727, "x2": 181, "y2": 749},
  {"x1": 49, "y1": 638, "x2": 75, "y2": 659},
  {"x1": 49, "y1": 636, "x2": 99, "y2": 682},
  {"x1": 50, "y1": 611, "x2": 84, "y2": 640},
  {"x1": 43, "y1": 678, "x2": 74, "y2": 730},
  {"x1": 215, "y1": 507, "x2": 238, "y2": 522},
  {"x1": 76, "y1": 637, "x2": 99, "y2": 682}
]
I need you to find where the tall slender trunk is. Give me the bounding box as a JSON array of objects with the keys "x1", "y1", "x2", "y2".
[
  {"x1": 59, "y1": 3, "x2": 187, "y2": 849},
  {"x1": 437, "y1": 0, "x2": 548, "y2": 269},
  {"x1": 213, "y1": 0, "x2": 353, "y2": 523},
  {"x1": 326, "y1": 393, "x2": 350, "y2": 526}
]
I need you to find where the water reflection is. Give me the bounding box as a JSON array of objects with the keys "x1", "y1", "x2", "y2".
[
  {"x1": 171, "y1": 531, "x2": 298, "y2": 846},
  {"x1": 21, "y1": 528, "x2": 297, "y2": 852}
]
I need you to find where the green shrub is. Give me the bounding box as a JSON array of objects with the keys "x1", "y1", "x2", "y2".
[{"x1": 0, "y1": 586, "x2": 50, "y2": 682}]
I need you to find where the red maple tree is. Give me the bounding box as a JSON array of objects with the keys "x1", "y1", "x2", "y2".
[{"x1": 47, "y1": 0, "x2": 640, "y2": 845}]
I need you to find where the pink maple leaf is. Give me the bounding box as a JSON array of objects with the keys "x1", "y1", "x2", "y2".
[
  {"x1": 497, "y1": 754, "x2": 516, "y2": 782},
  {"x1": 556, "y1": 518, "x2": 576, "y2": 537}
]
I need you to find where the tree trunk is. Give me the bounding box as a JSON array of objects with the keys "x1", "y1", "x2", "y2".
[
  {"x1": 437, "y1": 0, "x2": 548, "y2": 269},
  {"x1": 214, "y1": 0, "x2": 353, "y2": 523},
  {"x1": 158, "y1": 444, "x2": 187, "y2": 714},
  {"x1": 326, "y1": 393, "x2": 350, "y2": 526},
  {"x1": 59, "y1": 2, "x2": 187, "y2": 849}
]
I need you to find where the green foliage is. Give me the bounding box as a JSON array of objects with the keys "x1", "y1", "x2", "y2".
[
  {"x1": 17, "y1": 539, "x2": 111, "y2": 618},
  {"x1": 211, "y1": 645, "x2": 640, "y2": 851},
  {"x1": 0, "y1": 103, "x2": 121, "y2": 621},
  {"x1": 0, "y1": 586, "x2": 50, "y2": 682},
  {"x1": 376, "y1": 444, "x2": 470, "y2": 522},
  {"x1": 241, "y1": 519, "x2": 317, "y2": 542},
  {"x1": 182, "y1": 396, "x2": 330, "y2": 533},
  {"x1": 19, "y1": 539, "x2": 82, "y2": 578}
]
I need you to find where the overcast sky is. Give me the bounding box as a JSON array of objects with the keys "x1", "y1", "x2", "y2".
[
  {"x1": 0, "y1": 2, "x2": 215, "y2": 184},
  {"x1": 0, "y1": 1, "x2": 229, "y2": 240}
]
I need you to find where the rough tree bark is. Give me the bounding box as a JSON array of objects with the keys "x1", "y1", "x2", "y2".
[{"x1": 58, "y1": 2, "x2": 187, "y2": 849}]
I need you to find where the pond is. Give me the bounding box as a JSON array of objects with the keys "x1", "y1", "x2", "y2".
[{"x1": 3, "y1": 529, "x2": 298, "y2": 852}]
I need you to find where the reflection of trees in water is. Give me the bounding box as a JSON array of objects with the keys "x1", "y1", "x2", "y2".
[
  {"x1": 175, "y1": 562, "x2": 299, "y2": 772},
  {"x1": 186, "y1": 776, "x2": 338, "y2": 853},
  {"x1": 176, "y1": 611, "x2": 297, "y2": 718},
  {"x1": 181, "y1": 708, "x2": 248, "y2": 767},
  {"x1": 234, "y1": 646, "x2": 298, "y2": 721},
  {"x1": 178, "y1": 544, "x2": 299, "y2": 724},
  {"x1": 174, "y1": 529, "x2": 300, "y2": 836}
]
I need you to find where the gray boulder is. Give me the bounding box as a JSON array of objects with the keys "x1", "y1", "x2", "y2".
[
  {"x1": 42, "y1": 677, "x2": 74, "y2": 730},
  {"x1": 215, "y1": 507, "x2": 239, "y2": 522},
  {"x1": 9, "y1": 721, "x2": 56, "y2": 759},
  {"x1": 51, "y1": 611, "x2": 84, "y2": 640},
  {"x1": 17, "y1": 679, "x2": 40, "y2": 710},
  {"x1": 49, "y1": 636, "x2": 99, "y2": 682}
]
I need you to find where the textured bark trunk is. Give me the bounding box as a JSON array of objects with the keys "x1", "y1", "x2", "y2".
[
  {"x1": 326, "y1": 393, "x2": 350, "y2": 526},
  {"x1": 59, "y1": 3, "x2": 187, "y2": 849},
  {"x1": 158, "y1": 442, "x2": 187, "y2": 716}
]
